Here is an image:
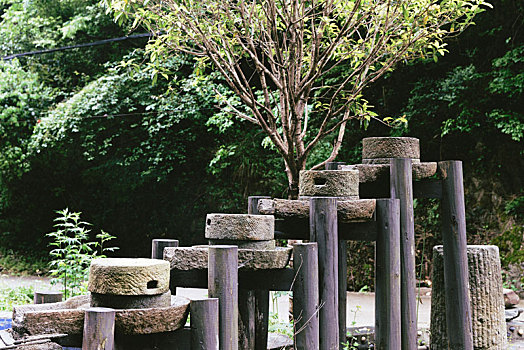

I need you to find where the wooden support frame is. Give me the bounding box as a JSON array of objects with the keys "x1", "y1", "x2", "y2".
[
  {"x1": 162, "y1": 162, "x2": 469, "y2": 349},
  {"x1": 208, "y1": 246, "x2": 239, "y2": 350},
  {"x1": 439, "y1": 161, "x2": 473, "y2": 349},
  {"x1": 390, "y1": 159, "x2": 417, "y2": 350},
  {"x1": 191, "y1": 298, "x2": 219, "y2": 350},
  {"x1": 310, "y1": 197, "x2": 339, "y2": 350},
  {"x1": 82, "y1": 307, "x2": 115, "y2": 350},
  {"x1": 293, "y1": 243, "x2": 320, "y2": 349},
  {"x1": 248, "y1": 196, "x2": 272, "y2": 350},
  {"x1": 325, "y1": 161, "x2": 349, "y2": 350},
  {"x1": 151, "y1": 239, "x2": 179, "y2": 260},
  {"x1": 375, "y1": 199, "x2": 401, "y2": 350}
]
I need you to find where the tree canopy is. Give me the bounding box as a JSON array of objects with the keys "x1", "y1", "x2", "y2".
[{"x1": 108, "y1": 0, "x2": 491, "y2": 196}]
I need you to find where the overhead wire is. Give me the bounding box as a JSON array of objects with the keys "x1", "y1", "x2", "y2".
[{"x1": 1, "y1": 33, "x2": 152, "y2": 61}]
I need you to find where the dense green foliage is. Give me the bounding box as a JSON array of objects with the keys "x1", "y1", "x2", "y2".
[
  {"x1": 0, "y1": 0, "x2": 521, "y2": 294},
  {"x1": 342, "y1": 0, "x2": 524, "y2": 290}
]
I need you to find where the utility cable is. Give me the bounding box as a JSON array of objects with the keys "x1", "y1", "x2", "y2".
[{"x1": 1, "y1": 33, "x2": 152, "y2": 61}]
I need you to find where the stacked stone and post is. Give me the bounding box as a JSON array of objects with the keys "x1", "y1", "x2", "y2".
[
  {"x1": 298, "y1": 168, "x2": 358, "y2": 349},
  {"x1": 431, "y1": 245, "x2": 507, "y2": 350},
  {"x1": 11, "y1": 258, "x2": 192, "y2": 350},
  {"x1": 164, "y1": 213, "x2": 292, "y2": 350}
]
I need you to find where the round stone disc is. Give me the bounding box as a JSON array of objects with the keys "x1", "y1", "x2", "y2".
[
  {"x1": 299, "y1": 169, "x2": 359, "y2": 198},
  {"x1": 164, "y1": 246, "x2": 292, "y2": 271},
  {"x1": 205, "y1": 214, "x2": 274, "y2": 241},
  {"x1": 90, "y1": 290, "x2": 172, "y2": 309},
  {"x1": 208, "y1": 239, "x2": 276, "y2": 250},
  {"x1": 362, "y1": 137, "x2": 420, "y2": 162},
  {"x1": 88, "y1": 258, "x2": 170, "y2": 296},
  {"x1": 12, "y1": 295, "x2": 190, "y2": 336}
]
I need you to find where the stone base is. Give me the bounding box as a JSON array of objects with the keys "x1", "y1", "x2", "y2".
[
  {"x1": 299, "y1": 170, "x2": 359, "y2": 198},
  {"x1": 205, "y1": 214, "x2": 274, "y2": 241},
  {"x1": 362, "y1": 158, "x2": 421, "y2": 164},
  {"x1": 339, "y1": 162, "x2": 438, "y2": 183},
  {"x1": 430, "y1": 245, "x2": 507, "y2": 350},
  {"x1": 208, "y1": 239, "x2": 276, "y2": 250},
  {"x1": 12, "y1": 295, "x2": 190, "y2": 336},
  {"x1": 90, "y1": 290, "x2": 172, "y2": 309},
  {"x1": 164, "y1": 246, "x2": 292, "y2": 271},
  {"x1": 257, "y1": 198, "x2": 376, "y2": 223}
]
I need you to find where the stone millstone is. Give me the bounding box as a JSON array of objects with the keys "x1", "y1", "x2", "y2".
[
  {"x1": 12, "y1": 295, "x2": 190, "y2": 336},
  {"x1": 430, "y1": 245, "x2": 507, "y2": 350},
  {"x1": 362, "y1": 137, "x2": 420, "y2": 164},
  {"x1": 208, "y1": 239, "x2": 276, "y2": 250},
  {"x1": 205, "y1": 214, "x2": 274, "y2": 241},
  {"x1": 90, "y1": 290, "x2": 172, "y2": 309},
  {"x1": 18, "y1": 342, "x2": 62, "y2": 350},
  {"x1": 257, "y1": 198, "x2": 375, "y2": 223},
  {"x1": 88, "y1": 258, "x2": 170, "y2": 296},
  {"x1": 164, "y1": 246, "x2": 292, "y2": 271},
  {"x1": 339, "y1": 163, "x2": 438, "y2": 183},
  {"x1": 298, "y1": 170, "x2": 359, "y2": 198},
  {"x1": 114, "y1": 296, "x2": 189, "y2": 335}
]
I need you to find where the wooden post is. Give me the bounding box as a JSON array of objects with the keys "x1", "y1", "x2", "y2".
[
  {"x1": 191, "y1": 298, "x2": 219, "y2": 350},
  {"x1": 310, "y1": 197, "x2": 339, "y2": 350},
  {"x1": 248, "y1": 196, "x2": 271, "y2": 350},
  {"x1": 208, "y1": 245, "x2": 239, "y2": 350},
  {"x1": 238, "y1": 290, "x2": 255, "y2": 350},
  {"x1": 33, "y1": 291, "x2": 62, "y2": 304},
  {"x1": 293, "y1": 243, "x2": 320, "y2": 350},
  {"x1": 82, "y1": 307, "x2": 115, "y2": 350},
  {"x1": 325, "y1": 161, "x2": 348, "y2": 349},
  {"x1": 375, "y1": 199, "x2": 401, "y2": 350},
  {"x1": 151, "y1": 239, "x2": 179, "y2": 260},
  {"x1": 439, "y1": 160, "x2": 473, "y2": 349},
  {"x1": 390, "y1": 158, "x2": 417, "y2": 350},
  {"x1": 325, "y1": 161, "x2": 346, "y2": 170}
]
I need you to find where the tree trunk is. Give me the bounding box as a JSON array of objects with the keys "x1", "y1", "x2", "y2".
[{"x1": 286, "y1": 162, "x2": 301, "y2": 199}]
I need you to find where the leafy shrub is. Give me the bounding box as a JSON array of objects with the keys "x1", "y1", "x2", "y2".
[
  {"x1": 47, "y1": 209, "x2": 118, "y2": 298},
  {"x1": 0, "y1": 285, "x2": 34, "y2": 312}
]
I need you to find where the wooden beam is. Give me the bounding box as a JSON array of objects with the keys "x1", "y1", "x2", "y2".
[
  {"x1": 310, "y1": 197, "x2": 339, "y2": 350},
  {"x1": 248, "y1": 196, "x2": 271, "y2": 350},
  {"x1": 439, "y1": 161, "x2": 473, "y2": 349},
  {"x1": 293, "y1": 243, "x2": 320, "y2": 349},
  {"x1": 375, "y1": 199, "x2": 401, "y2": 350},
  {"x1": 191, "y1": 298, "x2": 219, "y2": 350},
  {"x1": 390, "y1": 159, "x2": 417, "y2": 350},
  {"x1": 208, "y1": 246, "x2": 239, "y2": 350}
]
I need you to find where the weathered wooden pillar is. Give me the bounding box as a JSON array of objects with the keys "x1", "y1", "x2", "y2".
[
  {"x1": 390, "y1": 158, "x2": 417, "y2": 350},
  {"x1": 208, "y1": 245, "x2": 239, "y2": 350},
  {"x1": 191, "y1": 298, "x2": 220, "y2": 350},
  {"x1": 238, "y1": 290, "x2": 255, "y2": 350},
  {"x1": 439, "y1": 160, "x2": 473, "y2": 349},
  {"x1": 248, "y1": 195, "x2": 271, "y2": 350},
  {"x1": 33, "y1": 291, "x2": 62, "y2": 304},
  {"x1": 325, "y1": 161, "x2": 348, "y2": 348},
  {"x1": 375, "y1": 199, "x2": 401, "y2": 350},
  {"x1": 151, "y1": 239, "x2": 179, "y2": 260},
  {"x1": 310, "y1": 197, "x2": 339, "y2": 350},
  {"x1": 293, "y1": 242, "x2": 320, "y2": 350},
  {"x1": 82, "y1": 307, "x2": 115, "y2": 350}
]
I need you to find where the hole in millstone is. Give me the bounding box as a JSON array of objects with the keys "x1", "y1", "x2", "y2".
[
  {"x1": 207, "y1": 219, "x2": 211, "y2": 225},
  {"x1": 314, "y1": 177, "x2": 327, "y2": 186},
  {"x1": 147, "y1": 280, "x2": 159, "y2": 289}
]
